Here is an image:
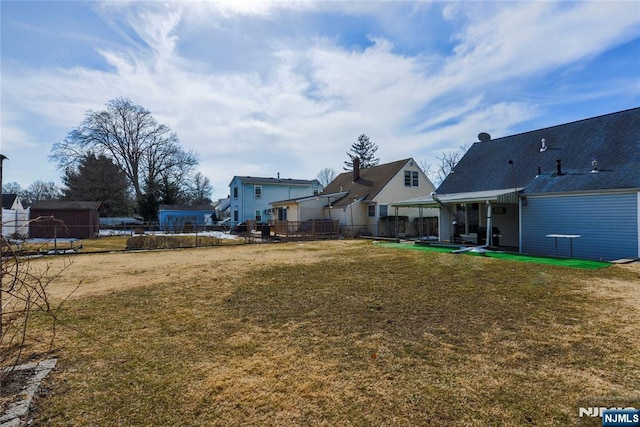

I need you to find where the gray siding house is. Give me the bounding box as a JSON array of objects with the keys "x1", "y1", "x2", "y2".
[{"x1": 394, "y1": 107, "x2": 640, "y2": 261}]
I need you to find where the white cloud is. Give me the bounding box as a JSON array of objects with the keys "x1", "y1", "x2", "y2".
[
  {"x1": 445, "y1": 2, "x2": 640, "y2": 85},
  {"x1": 1, "y1": 0, "x2": 638, "y2": 195}
]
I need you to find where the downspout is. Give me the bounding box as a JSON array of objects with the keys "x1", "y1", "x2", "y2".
[
  {"x1": 431, "y1": 192, "x2": 455, "y2": 242},
  {"x1": 395, "y1": 206, "x2": 399, "y2": 242},
  {"x1": 486, "y1": 201, "x2": 493, "y2": 247},
  {"x1": 519, "y1": 197, "x2": 523, "y2": 253}
]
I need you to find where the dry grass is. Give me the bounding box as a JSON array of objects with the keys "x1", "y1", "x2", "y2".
[{"x1": 16, "y1": 240, "x2": 640, "y2": 426}]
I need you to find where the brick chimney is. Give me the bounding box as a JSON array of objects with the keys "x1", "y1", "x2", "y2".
[{"x1": 353, "y1": 157, "x2": 360, "y2": 182}]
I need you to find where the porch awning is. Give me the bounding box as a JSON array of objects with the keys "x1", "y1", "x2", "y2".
[
  {"x1": 271, "y1": 191, "x2": 348, "y2": 207},
  {"x1": 391, "y1": 188, "x2": 523, "y2": 208}
]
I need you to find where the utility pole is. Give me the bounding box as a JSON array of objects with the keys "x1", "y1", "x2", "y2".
[{"x1": 0, "y1": 154, "x2": 7, "y2": 339}]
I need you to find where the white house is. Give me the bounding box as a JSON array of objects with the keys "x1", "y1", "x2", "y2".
[
  {"x1": 2, "y1": 194, "x2": 29, "y2": 238},
  {"x1": 272, "y1": 158, "x2": 438, "y2": 237}
]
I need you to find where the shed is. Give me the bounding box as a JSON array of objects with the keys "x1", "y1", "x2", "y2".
[
  {"x1": 30, "y1": 201, "x2": 103, "y2": 239},
  {"x1": 158, "y1": 205, "x2": 214, "y2": 232}
]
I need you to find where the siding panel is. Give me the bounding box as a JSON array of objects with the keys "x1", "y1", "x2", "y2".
[{"x1": 521, "y1": 193, "x2": 638, "y2": 261}]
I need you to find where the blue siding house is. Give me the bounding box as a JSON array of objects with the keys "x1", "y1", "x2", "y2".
[
  {"x1": 394, "y1": 107, "x2": 640, "y2": 261},
  {"x1": 228, "y1": 175, "x2": 322, "y2": 227},
  {"x1": 158, "y1": 205, "x2": 214, "y2": 232}
]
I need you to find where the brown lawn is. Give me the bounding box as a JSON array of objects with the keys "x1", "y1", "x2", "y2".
[{"x1": 10, "y1": 240, "x2": 640, "y2": 426}]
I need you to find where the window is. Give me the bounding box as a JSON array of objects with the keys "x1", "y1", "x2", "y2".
[
  {"x1": 233, "y1": 187, "x2": 238, "y2": 198},
  {"x1": 404, "y1": 170, "x2": 419, "y2": 187},
  {"x1": 368, "y1": 205, "x2": 376, "y2": 217},
  {"x1": 255, "y1": 210, "x2": 262, "y2": 222},
  {"x1": 254, "y1": 185, "x2": 262, "y2": 198},
  {"x1": 379, "y1": 204, "x2": 388, "y2": 218},
  {"x1": 278, "y1": 207, "x2": 287, "y2": 221},
  {"x1": 313, "y1": 189, "x2": 319, "y2": 196},
  {"x1": 233, "y1": 210, "x2": 238, "y2": 221}
]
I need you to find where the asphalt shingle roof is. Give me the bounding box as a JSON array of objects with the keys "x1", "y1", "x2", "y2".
[
  {"x1": 321, "y1": 159, "x2": 411, "y2": 208},
  {"x1": 233, "y1": 177, "x2": 320, "y2": 186},
  {"x1": 30, "y1": 201, "x2": 103, "y2": 210},
  {"x1": 1, "y1": 194, "x2": 18, "y2": 209},
  {"x1": 436, "y1": 107, "x2": 640, "y2": 196}
]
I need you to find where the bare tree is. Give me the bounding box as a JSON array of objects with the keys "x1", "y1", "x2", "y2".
[
  {"x1": 2, "y1": 182, "x2": 23, "y2": 195},
  {"x1": 424, "y1": 144, "x2": 471, "y2": 187},
  {"x1": 316, "y1": 167, "x2": 337, "y2": 188},
  {"x1": 50, "y1": 97, "x2": 198, "y2": 219},
  {"x1": 186, "y1": 172, "x2": 213, "y2": 205},
  {"x1": 22, "y1": 181, "x2": 62, "y2": 206}
]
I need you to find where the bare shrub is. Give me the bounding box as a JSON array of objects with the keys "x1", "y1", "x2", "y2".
[
  {"x1": 1, "y1": 220, "x2": 76, "y2": 379},
  {"x1": 126, "y1": 234, "x2": 222, "y2": 250}
]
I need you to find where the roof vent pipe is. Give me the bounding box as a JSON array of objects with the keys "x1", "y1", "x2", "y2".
[
  {"x1": 540, "y1": 138, "x2": 548, "y2": 152},
  {"x1": 556, "y1": 159, "x2": 563, "y2": 175},
  {"x1": 591, "y1": 160, "x2": 598, "y2": 173}
]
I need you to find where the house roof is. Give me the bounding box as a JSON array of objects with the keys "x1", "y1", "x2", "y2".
[
  {"x1": 321, "y1": 159, "x2": 413, "y2": 208},
  {"x1": 2, "y1": 193, "x2": 18, "y2": 209},
  {"x1": 436, "y1": 107, "x2": 640, "y2": 197},
  {"x1": 30, "y1": 201, "x2": 103, "y2": 210},
  {"x1": 231, "y1": 176, "x2": 320, "y2": 187},
  {"x1": 159, "y1": 204, "x2": 213, "y2": 211}
]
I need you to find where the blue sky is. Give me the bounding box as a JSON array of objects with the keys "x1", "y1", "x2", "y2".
[{"x1": 1, "y1": 1, "x2": 639, "y2": 198}]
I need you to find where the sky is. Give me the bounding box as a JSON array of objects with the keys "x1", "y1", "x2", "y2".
[{"x1": 1, "y1": 0, "x2": 639, "y2": 200}]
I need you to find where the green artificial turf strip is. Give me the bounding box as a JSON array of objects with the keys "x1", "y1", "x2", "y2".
[{"x1": 376, "y1": 242, "x2": 610, "y2": 269}]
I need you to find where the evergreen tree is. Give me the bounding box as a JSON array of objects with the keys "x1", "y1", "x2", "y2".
[
  {"x1": 62, "y1": 153, "x2": 132, "y2": 216},
  {"x1": 137, "y1": 178, "x2": 161, "y2": 222},
  {"x1": 344, "y1": 134, "x2": 380, "y2": 170}
]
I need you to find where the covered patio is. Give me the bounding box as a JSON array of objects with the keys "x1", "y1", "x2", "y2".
[{"x1": 392, "y1": 188, "x2": 523, "y2": 250}]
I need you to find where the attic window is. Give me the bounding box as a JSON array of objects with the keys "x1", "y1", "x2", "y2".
[{"x1": 404, "y1": 170, "x2": 419, "y2": 187}]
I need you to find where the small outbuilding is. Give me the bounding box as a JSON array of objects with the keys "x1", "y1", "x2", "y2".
[
  {"x1": 158, "y1": 205, "x2": 214, "y2": 232},
  {"x1": 30, "y1": 201, "x2": 103, "y2": 239}
]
